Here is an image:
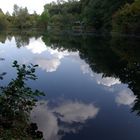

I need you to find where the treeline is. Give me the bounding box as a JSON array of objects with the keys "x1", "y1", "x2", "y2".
[
  {"x1": 0, "y1": 4, "x2": 46, "y2": 30},
  {"x1": 0, "y1": 0, "x2": 140, "y2": 34},
  {"x1": 81, "y1": 0, "x2": 134, "y2": 30},
  {"x1": 43, "y1": 0, "x2": 140, "y2": 34},
  {"x1": 112, "y1": 0, "x2": 140, "y2": 35},
  {"x1": 43, "y1": 0, "x2": 81, "y2": 29}
]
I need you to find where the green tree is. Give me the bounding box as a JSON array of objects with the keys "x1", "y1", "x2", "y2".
[
  {"x1": 0, "y1": 9, "x2": 8, "y2": 30},
  {"x1": 81, "y1": 0, "x2": 134, "y2": 30},
  {"x1": 39, "y1": 9, "x2": 50, "y2": 29},
  {"x1": 12, "y1": 4, "x2": 40, "y2": 29},
  {"x1": 43, "y1": 0, "x2": 81, "y2": 29},
  {"x1": 112, "y1": 0, "x2": 140, "y2": 35}
]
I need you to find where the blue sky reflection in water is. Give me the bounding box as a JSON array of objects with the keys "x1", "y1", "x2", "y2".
[{"x1": 0, "y1": 34, "x2": 140, "y2": 140}]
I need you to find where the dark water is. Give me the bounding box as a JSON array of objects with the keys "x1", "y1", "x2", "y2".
[{"x1": 0, "y1": 32, "x2": 140, "y2": 140}]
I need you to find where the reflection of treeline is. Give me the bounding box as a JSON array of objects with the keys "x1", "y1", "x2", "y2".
[
  {"x1": 0, "y1": 30, "x2": 42, "y2": 47},
  {"x1": 0, "y1": 61, "x2": 45, "y2": 139},
  {"x1": 42, "y1": 33, "x2": 140, "y2": 113},
  {"x1": 110, "y1": 37, "x2": 140, "y2": 110},
  {"x1": 42, "y1": 33, "x2": 82, "y2": 52}
]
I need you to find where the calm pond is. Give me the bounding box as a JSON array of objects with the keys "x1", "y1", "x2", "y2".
[{"x1": 0, "y1": 32, "x2": 140, "y2": 140}]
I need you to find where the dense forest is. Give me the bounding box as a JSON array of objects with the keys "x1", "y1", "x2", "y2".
[{"x1": 0, "y1": 0, "x2": 140, "y2": 34}]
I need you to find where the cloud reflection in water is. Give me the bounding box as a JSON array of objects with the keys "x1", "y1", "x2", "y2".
[
  {"x1": 26, "y1": 37, "x2": 47, "y2": 54},
  {"x1": 81, "y1": 63, "x2": 121, "y2": 87},
  {"x1": 115, "y1": 89, "x2": 136, "y2": 106},
  {"x1": 35, "y1": 58, "x2": 61, "y2": 72},
  {"x1": 25, "y1": 37, "x2": 79, "y2": 73},
  {"x1": 25, "y1": 37, "x2": 121, "y2": 89},
  {"x1": 30, "y1": 100, "x2": 99, "y2": 140}
]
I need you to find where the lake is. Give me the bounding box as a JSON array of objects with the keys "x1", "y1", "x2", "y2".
[{"x1": 0, "y1": 32, "x2": 140, "y2": 140}]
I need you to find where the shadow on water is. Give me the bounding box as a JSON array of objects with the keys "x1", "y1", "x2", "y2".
[{"x1": 0, "y1": 60, "x2": 45, "y2": 139}]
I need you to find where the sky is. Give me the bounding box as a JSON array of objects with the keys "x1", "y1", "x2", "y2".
[{"x1": 0, "y1": 0, "x2": 57, "y2": 14}]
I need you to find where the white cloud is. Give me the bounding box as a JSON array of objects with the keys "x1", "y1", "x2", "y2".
[
  {"x1": 36, "y1": 58, "x2": 61, "y2": 72},
  {"x1": 25, "y1": 37, "x2": 78, "y2": 57},
  {"x1": 25, "y1": 37, "x2": 79, "y2": 73},
  {"x1": 53, "y1": 100, "x2": 99, "y2": 124},
  {"x1": 46, "y1": 47, "x2": 78, "y2": 59},
  {"x1": 95, "y1": 74, "x2": 121, "y2": 87},
  {"x1": 80, "y1": 63, "x2": 121, "y2": 87},
  {"x1": 81, "y1": 63, "x2": 94, "y2": 77},
  {"x1": 0, "y1": 0, "x2": 57, "y2": 14},
  {"x1": 115, "y1": 89, "x2": 136, "y2": 106},
  {"x1": 31, "y1": 101, "x2": 59, "y2": 140},
  {"x1": 31, "y1": 100, "x2": 99, "y2": 140},
  {"x1": 26, "y1": 37, "x2": 47, "y2": 54}
]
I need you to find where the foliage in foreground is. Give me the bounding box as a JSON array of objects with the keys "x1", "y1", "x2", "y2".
[{"x1": 0, "y1": 61, "x2": 45, "y2": 139}]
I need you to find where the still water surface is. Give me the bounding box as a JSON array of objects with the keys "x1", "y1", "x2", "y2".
[{"x1": 0, "y1": 33, "x2": 140, "y2": 140}]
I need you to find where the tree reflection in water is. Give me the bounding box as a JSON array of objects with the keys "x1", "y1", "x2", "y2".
[
  {"x1": 0, "y1": 61, "x2": 45, "y2": 139},
  {"x1": 42, "y1": 34, "x2": 140, "y2": 116}
]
